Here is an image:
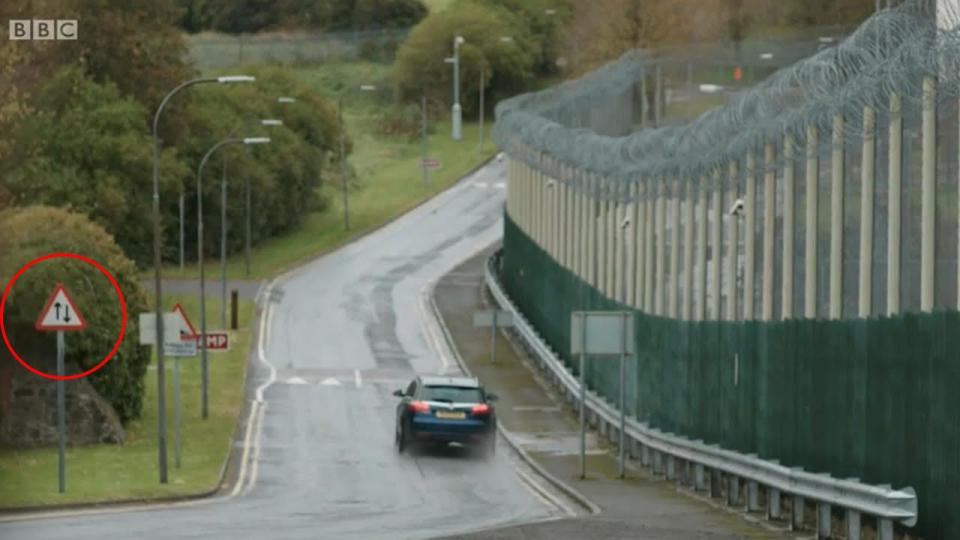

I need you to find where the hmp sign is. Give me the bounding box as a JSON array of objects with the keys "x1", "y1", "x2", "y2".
[{"x1": 8, "y1": 20, "x2": 78, "y2": 40}]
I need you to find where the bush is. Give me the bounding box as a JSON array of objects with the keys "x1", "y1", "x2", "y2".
[
  {"x1": 393, "y1": 0, "x2": 539, "y2": 117},
  {"x1": 0, "y1": 206, "x2": 151, "y2": 424},
  {"x1": 376, "y1": 103, "x2": 426, "y2": 140}
]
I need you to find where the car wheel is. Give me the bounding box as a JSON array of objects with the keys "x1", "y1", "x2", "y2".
[{"x1": 396, "y1": 424, "x2": 406, "y2": 454}]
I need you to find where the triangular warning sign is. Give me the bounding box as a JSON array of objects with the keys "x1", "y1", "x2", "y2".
[
  {"x1": 170, "y1": 303, "x2": 198, "y2": 342},
  {"x1": 35, "y1": 284, "x2": 87, "y2": 331}
]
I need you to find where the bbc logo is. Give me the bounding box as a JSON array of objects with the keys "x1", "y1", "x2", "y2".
[{"x1": 8, "y1": 20, "x2": 78, "y2": 40}]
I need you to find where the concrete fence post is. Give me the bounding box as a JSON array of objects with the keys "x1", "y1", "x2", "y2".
[
  {"x1": 669, "y1": 180, "x2": 681, "y2": 318},
  {"x1": 627, "y1": 181, "x2": 639, "y2": 305},
  {"x1": 921, "y1": 76, "x2": 936, "y2": 312},
  {"x1": 859, "y1": 105, "x2": 876, "y2": 318},
  {"x1": 696, "y1": 176, "x2": 708, "y2": 320},
  {"x1": 606, "y1": 182, "x2": 617, "y2": 298},
  {"x1": 888, "y1": 92, "x2": 902, "y2": 315},
  {"x1": 817, "y1": 502, "x2": 831, "y2": 539},
  {"x1": 683, "y1": 180, "x2": 695, "y2": 320},
  {"x1": 792, "y1": 493, "x2": 805, "y2": 530},
  {"x1": 805, "y1": 124, "x2": 820, "y2": 318},
  {"x1": 634, "y1": 181, "x2": 647, "y2": 309},
  {"x1": 830, "y1": 113, "x2": 844, "y2": 320},
  {"x1": 782, "y1": 134, "x2": 795, "y2": 319},
  {"x1": 745, "y1": 151, "x2": 756, "y2": 320},
  {"x1": 644, "y1": 179, "x2": 656, "y2": 312},
  {"x1": 711, "y1": 169, "x2": 723, "y2": 319},
  {"x1": 655, "y1": 180, "x2": 667, "y2": 315},
  {"x1": 726, "y1": 161, "x2": 740, "y2": 321},
  {"x1": 762, "y1": 142, "x2": 776, "y2": 321}
]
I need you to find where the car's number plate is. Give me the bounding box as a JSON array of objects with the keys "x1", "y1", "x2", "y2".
[{"x1": 435, "y1": 410, "x2": 466, "y2": 419}]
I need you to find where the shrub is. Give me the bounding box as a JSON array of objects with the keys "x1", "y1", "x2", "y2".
[{"x1": 0, "y1": 206, "x2": 151, "y2": 424}]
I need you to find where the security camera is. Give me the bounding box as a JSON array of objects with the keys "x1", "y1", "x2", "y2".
[
  {"x1": 729, "y1": 198, "x2": 745, "y2": 216},
  {"x1": 620, "y1": 216, "x2": 631, "y2": 229}
]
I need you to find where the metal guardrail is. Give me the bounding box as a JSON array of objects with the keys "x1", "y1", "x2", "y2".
[{"x1": 483, "y1": 250, "x2": 918, "y2": 538}]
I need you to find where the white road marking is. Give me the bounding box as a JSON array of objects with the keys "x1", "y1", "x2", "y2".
[
  {"x1": 494, "y1": 182, "x2": 506, "y2": 189},
  {"x1": 243, "y1": 402, "x2": 268, "y2": 496},
  {"x1": 354, "y1": 369, "x2": 362, "y2": 388},
  {"x1": 285, "y1": 376, "x2": 308, "y2": 385},
  {"x1": 321, "y1": 377, "x2": 342, "y2": 386}
]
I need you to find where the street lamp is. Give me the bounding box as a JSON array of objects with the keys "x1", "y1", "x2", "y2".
[
  {"x1": 197, "y1": 136, "x2": 270, "y2": 420},
  {"x1": 151, "y1": 73, "x2": 253, "y2": 484},
  {"x1": 449, "y1": 35, "x2": 465, "y2": 140},
  {"x1": 338, "y1": 84, "x2": 377, "y2": 230},
  {"x1": 222, "y1": 119, "x2": 283, "y2": 328}
]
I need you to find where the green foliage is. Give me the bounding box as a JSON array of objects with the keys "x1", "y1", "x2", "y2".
[
  {"x1": 353, "y1": 0, "x2": 428, "y2": 29},
  {"x1": 376, "y1": 103, "x2": 427, "y2": 140},
  {"x1": 393, "y1": 0, "x2": 538, "y2": 116},
  {"x1": 173, "y1": 66, "x2": 343, "y2": 259},
  {"x1": 2, "y1": 67, "x2": 189, "y2": 266},
  {"x1": 476, "y1": 0, "x2": 569, "y2": 76},
  {"x1": 0, "y1": 206, "x2": 151, "y2": 424},
  {"x1": 176, "y1": 0, "x2": 427, "y2": 33}
]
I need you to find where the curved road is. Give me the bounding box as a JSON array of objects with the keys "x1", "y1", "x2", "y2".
[{"x1": 1, "y1": 159, "x2": 569, "y2": 539}]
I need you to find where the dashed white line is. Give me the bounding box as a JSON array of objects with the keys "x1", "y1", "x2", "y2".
[{"x1": 354, "y1": 369, "x2": 363, "y2": 388}]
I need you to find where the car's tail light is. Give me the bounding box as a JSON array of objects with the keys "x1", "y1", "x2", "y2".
[
  {"x1": 409, "y1": 401, "x2": 431, "y2": 414},
  {"x1": 471, "y1": 403, "x2": 491, "y2": 415}
]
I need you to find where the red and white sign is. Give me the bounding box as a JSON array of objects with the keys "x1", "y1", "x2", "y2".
[
  {"x1": 170, "y1": 304, "x2": 198, "y2": 342},
  {"x1": 199, "y1": 332, "x2": 230, "y2": 352},
  {"x1": 35, "y1": 284, "x2": 87, "y2": 331},
  {"x1": 420, "y1": 158, "x2": 442, "y2": 169}
]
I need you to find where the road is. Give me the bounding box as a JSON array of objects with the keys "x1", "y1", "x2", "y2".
[{"x1": 0, "y1": 159, "x2": 569, "y2": 539}]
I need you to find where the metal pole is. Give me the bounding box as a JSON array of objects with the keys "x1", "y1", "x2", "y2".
[
  {"x1": 655, "y1": 181, "x2": 666, "y2": 315},
  {"x1": 56, "y1": 330, "x2": 65, "y2": 493},
  {"x1": 695, "y1": 178, "x2": 707, "y2": 320},
  {"x1": 644, "y1": 181, "x2": 655, "y2": 312},
  {"x1": 452, "y1": 37, "x2": 462, "y2": 140},
  {"x1": 245, "y1": 169, "x2": 251, "y2": 277},
  {"x1": 220, "y1": 154, "x2": 228, "y2": 329},
  {"x1": 174, "y1": 357, "x2": 181, "y2": 467},
  {"x1": 888, "y1": 93, "x2": 902, "y2": 315},
  {"x1": 805, "y1": 124, "x2": 820, "y2": 318},
  {"x1": 859, "y1": 105, "x2": 876, "y2": 317},
  {"x1": 338, "y1": 94, "x2": 350, "y2": 230},
  {"x1": 490, "y1": 310, "x2": 497, "y2": 364},
  {"x1": 478, "y1": 68, "x2": 485, "y2": 153},
  {"x1": 422, "y1": 93, "x2": 429, "y2": 185},
  {"x1": 830, "y1": 113, "x2": 844, "y2": 320},
  {"x1": 179, "y1": 193, "x2": 185, "y2": 272},
  {"x1": 921, "y1": 76, "x2": 936, "y2": 311},
  {"x1": 683, "y1": 181, "x2": 694, "y2": 319},
  {"x1": 654, "y1": 65, "x2": 662, "y2": 127},
  {"x1": 198, "y1": 158, "x2": 209, "y2": 419}
]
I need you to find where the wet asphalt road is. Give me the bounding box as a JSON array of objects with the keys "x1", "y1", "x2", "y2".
[{"x1": 0, "y1": 159, "x2": 566, "y2": 539}]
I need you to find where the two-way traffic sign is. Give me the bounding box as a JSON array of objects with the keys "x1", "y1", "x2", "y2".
[
  {"x1": 138, "y1": 304, "x2": 199, "y2": 357},
  {"x1": 35, "y1": 284, "x2": 86, "y2": 331}
]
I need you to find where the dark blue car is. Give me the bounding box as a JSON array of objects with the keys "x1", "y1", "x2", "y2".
[{"x1": 393, "y1": 376, "x2": 498, "y2": 457}]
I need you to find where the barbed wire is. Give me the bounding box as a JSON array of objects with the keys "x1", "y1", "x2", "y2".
[{"x1": 493, "y1": 0, "x2": 960, "y2": 201}]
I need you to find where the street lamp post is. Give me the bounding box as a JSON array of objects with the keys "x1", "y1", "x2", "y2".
[
  {"x1": 222, "y1": 118, "x2": 283, "y2": 327},
  {"x1": 451, "y1": 36, "x2": 465, "y2": 140},
  {"x1": 151, "y1": 74, "x2": 253, "y2": 484},
  {"x1": 197, "y1": 136, "x2": 270, "y2": 420},
  {"x1": 338, "y1": 84, "x2": 377, "y2": 230},
  {"x1": 244, "y1": 98, "x2": 296, "y2": 277}
]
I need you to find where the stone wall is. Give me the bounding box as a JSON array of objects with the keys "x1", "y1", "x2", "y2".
[{"x1": 0, "y1": 337, "x2": 125, "y2": 448}]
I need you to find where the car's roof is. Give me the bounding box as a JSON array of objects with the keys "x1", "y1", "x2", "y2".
[{"x1": 418, "y1": 375, "x2": 480, "y2": 388}]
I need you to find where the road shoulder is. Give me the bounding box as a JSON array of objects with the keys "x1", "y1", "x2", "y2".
[{"x1": 430, "y1": 244, "x2": 796, "y2": 540}]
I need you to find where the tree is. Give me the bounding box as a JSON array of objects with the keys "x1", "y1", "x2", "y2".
[
  {"x1": 2, "y1": 67, "x2": 189, "y2": 266},
  {"x1": 393, "y1": 1, "x2": 538, "y2": 116},
  {"x1": 0, "y1": 206, "x2": 151, "y2": 423},
  {"x1": 353, "y1": 0, "x2": 428, "y2": 29}
]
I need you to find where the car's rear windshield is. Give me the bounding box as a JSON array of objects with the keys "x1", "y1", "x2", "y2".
[{"x1": 421, "y1": 385, "x2": 483, "y2": 403}]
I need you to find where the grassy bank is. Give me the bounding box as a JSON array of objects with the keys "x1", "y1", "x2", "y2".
[
  {"x1": 165, "y1": 61, "x2": 497, "y2": 281},
  {"x1": 0, "y1": 295, "x2": 253, "y2": 509}
]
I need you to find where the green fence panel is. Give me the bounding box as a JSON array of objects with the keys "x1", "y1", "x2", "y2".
[{"x1": 499, "y1": 214, "x2": 959, "y2": 536}]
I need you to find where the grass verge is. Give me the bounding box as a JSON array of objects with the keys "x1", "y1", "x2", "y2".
[{"x1": 0, "y1": 295, "x2": 253, "y2": 509}]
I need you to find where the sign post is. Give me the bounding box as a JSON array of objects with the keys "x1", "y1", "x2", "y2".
[
  {"x1": 35, "y1": 283, "x2": 88, "y2": 494},
  {"x1": 139, "y1": 304, "x2": 198, "y2": 468},
  {"x1": 473, "y1": 310, "x2": 514, "y2": 364},
  {"x1": 570, "y1": 310, "x2": 634, "y2": 480}
]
